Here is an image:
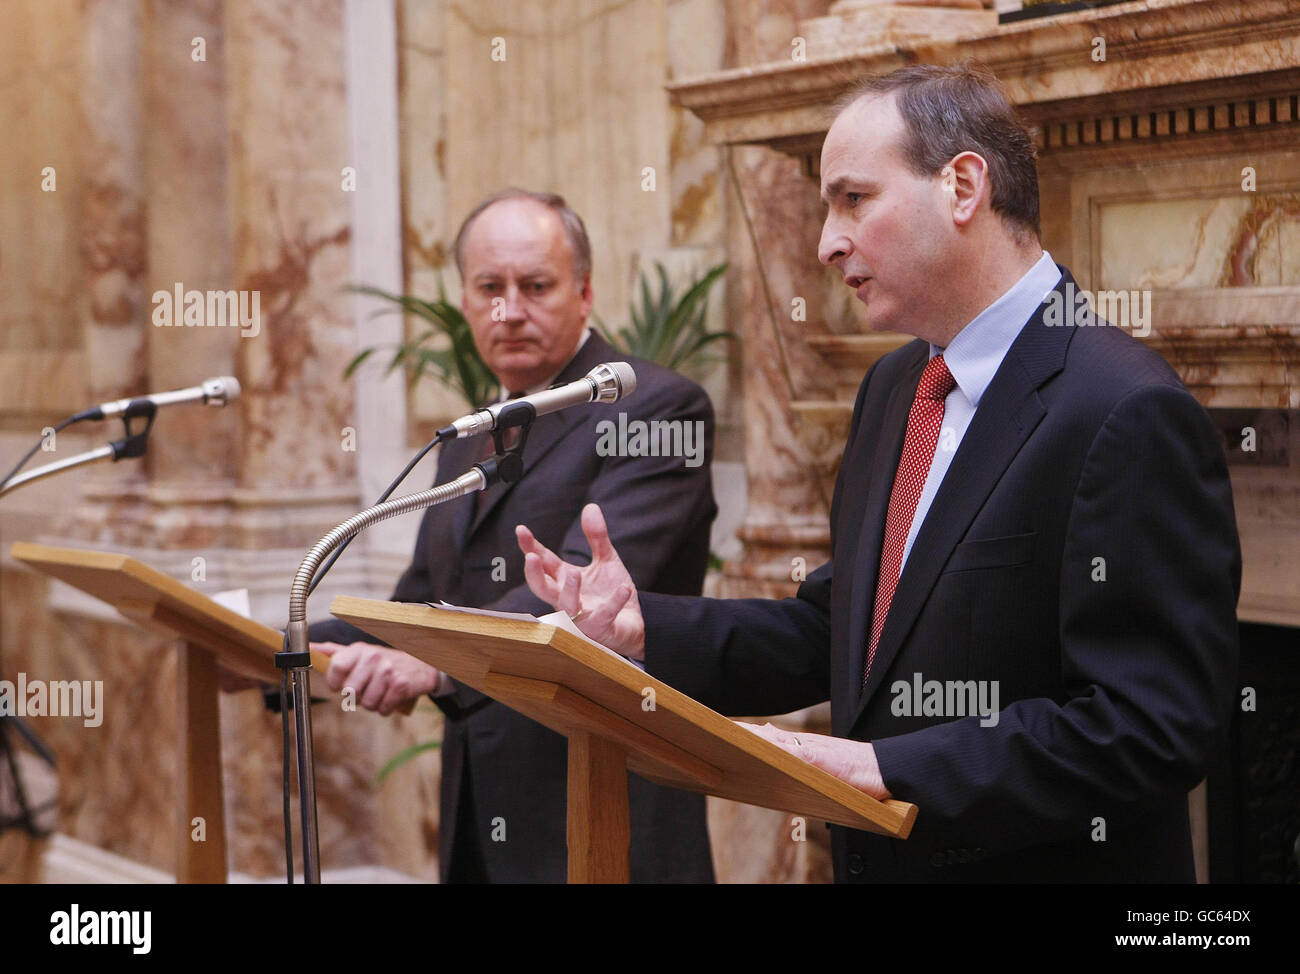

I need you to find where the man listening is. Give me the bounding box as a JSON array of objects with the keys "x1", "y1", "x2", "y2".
[{"x1": 311, "y1": 189, "x2": 718, "y2": 883}]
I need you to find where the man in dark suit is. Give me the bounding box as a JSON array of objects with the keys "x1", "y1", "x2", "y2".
[
  {"x1": 514, "y1": 66, "x2": 1240, "y2": 882},
  {"x1": 311, "y1": 189, "x2": 717, "y2": 883}
]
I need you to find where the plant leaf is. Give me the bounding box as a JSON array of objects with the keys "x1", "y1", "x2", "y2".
[
  {"x1": 376, "y1": 738, "x2": 442, "y2": 785},
  {"x1": 343, "y1": 347, "x2": 377, "y2": 379}
]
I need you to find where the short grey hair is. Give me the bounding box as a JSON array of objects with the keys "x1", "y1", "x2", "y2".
[{"x1": 452, "y1": 187, "x2": 593, "y2": 283}]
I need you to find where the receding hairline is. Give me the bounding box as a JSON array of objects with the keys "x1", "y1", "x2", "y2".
[
  {"x1": 830, "y1": 82, "x2": 900, "y2": 124},
  {"x1": 460, "y1": 198, "x2": 568, "y2": 259},
  {"x1": 453, "y1": 189, "x2": 592, "y2": 285},
  {"x1": 820, "y1": 91, "x2": 911, "y2": 192}
]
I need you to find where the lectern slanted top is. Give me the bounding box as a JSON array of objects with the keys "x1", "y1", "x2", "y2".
[
  {"x1": 330, "y1": 596, "x2": 918, "y2": 841},
  {"x1": 10, "y1": 541, "x2": 334, "y2": 681}
]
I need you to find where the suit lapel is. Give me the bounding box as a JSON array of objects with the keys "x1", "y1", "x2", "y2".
[
  {"x1": 848, "y1": 270, "x2": 1078, "y2": 731},
  {"x1": 463, "y1": 333, "x2": 618, "y2": 541}
]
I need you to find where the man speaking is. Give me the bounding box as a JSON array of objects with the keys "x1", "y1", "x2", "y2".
[
  {"x1": 312, "y1": 189, "x2": 718, "y2": 883},
  {"x1": 515, "y1": 66, "x2": 1241, "y2": 883}
]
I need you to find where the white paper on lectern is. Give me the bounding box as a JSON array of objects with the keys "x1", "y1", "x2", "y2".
[
  {"x1": 427, "y1": 601, "x2": 645, "y2": 672},
  {"x1": 213, "y1": 587, "x2": 252, "y2": 618}
]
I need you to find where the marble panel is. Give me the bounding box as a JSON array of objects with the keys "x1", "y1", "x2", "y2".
[{"x1": 224, "y1": 0, "x2": 356, "y2": 492}]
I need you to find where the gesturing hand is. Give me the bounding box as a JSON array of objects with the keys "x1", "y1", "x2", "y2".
[{"x1": 516, "y1": 503, "x2": 646, "y2": 659}]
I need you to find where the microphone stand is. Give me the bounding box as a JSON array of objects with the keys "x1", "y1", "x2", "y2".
[
  {"x1": 280, "y1": 415, "x2": 533, "y2": 883},
  {"x1": 0, "y1": 407, "x2": 158, "y2": 836},
  {"x1": 0, "y1": 405, "x2": 157, "y2": 498}
]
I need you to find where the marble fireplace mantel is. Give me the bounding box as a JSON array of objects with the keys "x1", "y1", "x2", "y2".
[
  {"x1": 669, "y1": 0, "x2": 1300, "y2": 166},
  {"x1": 669, "y1": 0, "x2": 1300, "y2": 405},
  {"x1": 671, "y1": 0, "x2": 1300, "y2": 627}
]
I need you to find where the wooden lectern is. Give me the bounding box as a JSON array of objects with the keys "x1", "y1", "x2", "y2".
[
  {"x1": 331, "y1": 595, "x2": 918, "y2": 883},
  {"x1": 10, "y1": 542, "x2": 341, "y2": 883}
]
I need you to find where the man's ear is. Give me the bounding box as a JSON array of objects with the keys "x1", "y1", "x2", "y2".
[
  {"x1": 943, "y1": 151, "x2": 989, "y2": 228},
  {"x1": 578, "y1": 275, "x2": 595, "y2": 319}
]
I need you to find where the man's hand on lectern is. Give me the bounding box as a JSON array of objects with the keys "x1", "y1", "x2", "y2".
[
  {"x1": 314, "y1": 642, "x2": 445, "y2": 715},
  {"x1": 516, "y1": 502, "x2": 646, "y2": 660},
  {"x1": 740, "y1": 721, "x2": 891, "y2": 800}
]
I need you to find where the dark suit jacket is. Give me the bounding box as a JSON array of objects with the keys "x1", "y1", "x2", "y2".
[
  {"x1": 313, "y1": 332, "x2": 718, "y2": 882},
  {"x1": 640, "y1": 267, "x2": 1240, "y2": 883}
]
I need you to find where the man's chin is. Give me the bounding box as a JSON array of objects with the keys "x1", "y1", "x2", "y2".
[
  {"x1": 489, "y1": 349, "x2": 542, "y2": 373},
  {"x1": 858, "y1": 307, "x2": 902, "y2": 336},
  {"x1": 487, "y1": 353, "x2": 548, "y2": 391}
]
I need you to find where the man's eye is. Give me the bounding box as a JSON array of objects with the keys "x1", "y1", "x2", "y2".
[
  {"x1": 846, "y1": 192, "x2": 864, "y2": 206},
  {"x1": 480, "y1": 282, "x2": 500, "y2": 293},
  {"x1": 528, "y1": 281, "x2": 551, "y2": 294}
]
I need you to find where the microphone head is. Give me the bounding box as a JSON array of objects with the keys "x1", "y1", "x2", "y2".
[
  {"x1": 202, "y1": 376, "x2": 241, "y2": 407},
  {"x1": 588, "y1": 362, "x2": 636, "y2": 404}
]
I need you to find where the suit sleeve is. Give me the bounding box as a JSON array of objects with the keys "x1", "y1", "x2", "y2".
[
  {"x1": 438, "y1": 375, "x2": 723, "y2": 717},
  {"x1": 640, "y1": 358, "x2": 884, "y2": 716},
  {"x1": 872, "y1": 383, "x2": 1240, "y2": 855},
  {"x1": 641, "y1": 569, "x2": 832, "y2": 716}
]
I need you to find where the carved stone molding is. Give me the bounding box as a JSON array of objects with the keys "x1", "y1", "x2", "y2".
[
  {"x1": 803, "y1": 1, "x2": 997, "y2": 55},
  {"x1": 668, "y1": 0, "x2": 1300, "y2": 153},
  {"x1": 1035, "y1": 76, "x2": 1300, "y2": 171}
]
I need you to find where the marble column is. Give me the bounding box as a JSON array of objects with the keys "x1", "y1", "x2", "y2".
[
  {"x1": 70, "y1": 0, "x2": 150, "y2": 546},
  {"x1": 719, "y1": 143, "x2": 840, "y2": 600},
  {"x1": 79, "y1": 0, "x2": 149, "y2": 413},
  {"x1": 709, "y1": 0, "x2": 840, "y2": 884},
  {"x1": 139, "y1": 0, "x2": 237, "y2": 495},
  {"x1": 717, "y1": 0, "x2": 838, "y2": 600},
  {"x1": 219, "y1": 0, "x2": 374, "y2": 876}
]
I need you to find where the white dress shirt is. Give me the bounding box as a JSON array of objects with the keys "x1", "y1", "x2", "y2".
[{"x1": 898, "y1": 251, "x2": 1062, "y2": 570}]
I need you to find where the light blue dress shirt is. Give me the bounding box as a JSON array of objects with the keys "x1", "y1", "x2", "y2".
[{"x1": 898, "y1": 251, "x2": 1062, "y2": 570}]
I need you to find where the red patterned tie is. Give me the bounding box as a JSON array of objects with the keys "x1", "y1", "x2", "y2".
[{"x1": 864, "y1": 355, "x2": 956, "y2": 686}]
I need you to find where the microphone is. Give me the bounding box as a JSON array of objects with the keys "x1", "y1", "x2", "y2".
[
  {"x1": 440, "y1": 362, "x2": 636, "y2": 439},
  {"x1": 75, "y1": 376, "x2": 241, "y2": 421}
]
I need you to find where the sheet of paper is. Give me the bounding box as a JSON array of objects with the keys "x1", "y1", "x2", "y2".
[
  {"x1": 213, "y1": 587, "x2": 252, "y2": 618},
  {"x1": 429, "y1": 600, "x2": 536, "y2": 623},
  {"x1": 426, "y1": 601, "x2": 645, "y2": 672}
]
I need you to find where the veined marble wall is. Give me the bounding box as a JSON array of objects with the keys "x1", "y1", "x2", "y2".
[
  {"x1": 1099, "y1": 195, "x2": 1300, "y2": 290},
  {"x1": 395, "y1": 0, "x2": 739, "y2": 444},
  {"x1": 0, "y1": 0, "x2": 436, "y2": 883},
  {"x1": 2, "y1": 0, "x2": 824, "y2": 885},
  {"x1": 0, "y1": 0, "x2": 91, "y2": 419}
]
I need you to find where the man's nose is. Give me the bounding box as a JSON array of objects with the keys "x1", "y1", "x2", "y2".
[
  {"x1": 502, "y1": 284, "x2": 528, "y2": 322},
  {"x1": 818, "y1": 218, "x2": 850, "y2": 267}
]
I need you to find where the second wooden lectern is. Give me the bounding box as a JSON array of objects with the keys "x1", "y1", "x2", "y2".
[
  {"x1": 10, "y1": 542, "x2": 345, "y2": 883},
  {"x1": 330, "y1": 596, "x2": 917, "y2": 883}
]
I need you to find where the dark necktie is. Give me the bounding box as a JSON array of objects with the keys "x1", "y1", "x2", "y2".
[{"x1": 864, "y1": 355, "x2": 956, "y2": 687}]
